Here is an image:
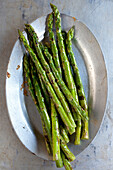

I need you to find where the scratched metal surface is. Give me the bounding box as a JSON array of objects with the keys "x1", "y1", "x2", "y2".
[{"x1": 0, "y1": 0, "x2": 113, "y2": 170}]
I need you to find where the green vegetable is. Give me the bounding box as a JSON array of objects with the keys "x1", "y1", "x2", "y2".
[
  {"x1": 47, "y1": 13, "x2": 62, "y2": 77},
  {"x1": 61, "y1": 152, "x2": 73, "y2": 170},
  {"x1": 60, "y1": 125, "x2": 69, "y2": 144},
  {"x1": 51, "y1": 101, "x2": 61, "y2": 162},
  {"x1": 25, "y1": 28, "x2": 50, "y2": 111},
  {"x1": 18, "y1": 30, "x2": 75, "y2": 135},
  {"x1": 23, "y1": 53, "x2": 51, "y2": 154},
  {"x1": 60, "y1": 135, "x2": 75, "y2": 162},
  {"x1": 30, "y1": 59, "x2": 52, "y2": 149},
  {"x1": 19, "y1": 3, "x2": 90, "y2": 169},
  {"x1": 50, "y1": 6, "x2": 82, "y2": 145},
  {"x1": 43, "y1": 46, "x2": 88, "y2": 121},
  {"x1": 46, "y1": 16, "x2": 70, "y2": 143},
  {"x1": 38, "y1": 74, "x2": 50, "y2": 108},
  {"x1": 24, "y1": 25, "x2": 76, "y2": 130},
  {"x1": 66, "y1": 27, "x2": 89, "y2": 140},
  {"x1": 51, "y1": 102, "x2": 63, "y2": 167},
  {"x1": 41, "y1": 117, "x2": 51, "y2": 154},
  {"x1": 56, "y1": 156, "x2": 63, "y2": 168},
  {"x1": 66, "y1": 27, "x2": 81, "y2": 144},
  {"x1": 50, "y1": 3, "x2": 78, "y2": 102}
]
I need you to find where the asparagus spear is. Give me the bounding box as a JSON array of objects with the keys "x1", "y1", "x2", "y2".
[
  {"x1": 60, "y1": 125, "x2": 69, "y2": 144},
  {"x1": 43, "y1": 46, "x2": 85, "y2": 144},
  {"x1": 50, "y1": 4, "x2": 78, "y2": 103},
  {"x1": 66, "y1": 27, "x2": 89, "y2": 140},
  {"x1": 41, "y1": 117, "x2": 51, "y2": 154},
  {"x1": 60, "y1": 135, "x2": 75, "y2": 162},
  {"x1": 56, "y1": 156, "x2": 63, "y2": 168},
  {"x1": 39, "y1": 42, "x2": 69, "y2": 144},
  {"x1": 62, "y1": 31, "x2": 67, "y2": 42},
  {"x1": 44, "y1": 17, "x2": 70, "y2": 143},
  {"x1": 66, "y1": 27, "x2": 82, "y2": 144},
  {"x1": 29, "y1": 59, "x2": 52, "y2": 149},
  {"x1": 23, "y1": 53, "x2": 51, "y2": 153},
  {"x1": 18, "y1": 30, "x2": 75, "y2": 135},
  {"x1": 51, "y1": 101, "x2": 62, "y2": 162},
  {"x1": 62, "y1": 30, "x2": 82, "y2": 141},
  {"x1": 47, "y1": 14, "x2": 67, "y2": 150},
  {"x1": 51, "y1": 101, "x2": 60, "y2": 160},
  {"x1": 25, "y1": 27, "x2": 35, "y2": 50},
  {"x1": 47, "y1": 14, "x2": 63, "y2": 143},
  {"x1": 61, "y1": 152, "x2": 73, "y2": 170},
  {"x1": 25, "y1": 28, "x2": 50, "y2": 109},
  {"x1": 61, "y1": 30, "x2": 81, "y2": 144},
  {"x1": 50, "y1": 5, "x2": 83, "y2": 143},
  {"x1": 43, "y1": 46, "x2": 88, "y2": 121},
  {"x1": 24, "y1": 25, "x2": 76, "y2": 128},
  {"x1": 38, "y1": 74, "x2": 50, "y2": 108},
  {"x1": 47, "y1": 13, "x2": 62, "y2": 77}
]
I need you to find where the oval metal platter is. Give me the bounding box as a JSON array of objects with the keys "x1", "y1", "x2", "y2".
[{"x1": 6, "y1": 14, "x2": 107, "y2": 160}]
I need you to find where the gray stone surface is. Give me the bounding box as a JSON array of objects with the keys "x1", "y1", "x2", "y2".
[{"x1": 0, "y1": 0, "x2": 113, "y2": 169}]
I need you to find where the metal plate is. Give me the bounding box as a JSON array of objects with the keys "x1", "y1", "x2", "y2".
[{"x1": 6, "y1": 14, "x2": 107, "y2": 160}]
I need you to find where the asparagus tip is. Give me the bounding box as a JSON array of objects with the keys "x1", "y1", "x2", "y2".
[
  {"x1": 48, "y1": 12, "x2": 52, "y2": 16},
  {"x1": 50, "y1": 3, "x2": 54, "y2": 8},
  {"x1": 67, "y1": 26, "x2": 75, "y2": 40},
  {"x1": 72, "y1": 25, "x2": 75, "y2": 31},
  {"x1": 25, "y1": 23, "x2": 30, "y2": 27},
  {"x1": 18, "y1": 29, "x2": 23, "y2": 41},
  {"x1": 18, "y1": 29, "x2": 21, "y2": 35}
]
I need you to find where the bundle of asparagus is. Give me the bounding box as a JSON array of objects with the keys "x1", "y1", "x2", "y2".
[{"x1": 18, "y1": 3, "x2": 89, "y2": 170}]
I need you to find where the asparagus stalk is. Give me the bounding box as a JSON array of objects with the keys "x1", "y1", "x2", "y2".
[
  {"x1": 24, "y1": 25, "x2": 76, "y2": 128},
  {"x1": 50, "y1": 4, "x2": 78, "y2": 103},
  {"x1": 41, "y1": 117, "x2": 51, "y2": 154},
  {"x1": 25, "y1": 27, "x2": 35, "y2": 50},
  {"x1": 47, "y1": 13, "x2": 62, "y2": 77},
  {"x1": 25, "y1": 28, "x2": 50, "y2": 109},
  {"x1": 47, "y1": 14, "x2": 67, "y2": 151},
  {"x1": 47, "y1": 14, "x2": 63, "y2": 144},
  {"x1": 29, "y1": 59, "x2": 52, "y2": 149},
  {"x1": 62, "y1": 29, "x2": 81, "y2": 144},
  {"x1": 60, "y1": 125, "x2": 69, "y2": 144},
  {"x1": 74, "y1": 120, "x2": 81, "y2": 145},
  {"x1": 39, "y1": 42, "x2": 45, "y2": 51},
  {"x1": 50, "y1": 5, "x2": 82, "y2": 143},
  {"x1": 62, "y1": 31, "x2": 67, "y2": 42},
  {"x1": 40, "y1": 42, "x2": 69, "y2": 144},
  {"x1": 51, "y1": 101, "x2": 60, "y2": 160},
  {"x1": 18, "y1": 30, "x2": 75, "y2": 135},
  {"x1": 56, "y1": 156, "x2": 63, "y2": 168},
  {"x1": 66, "y1": 27, "x2": 82, "y2": 144},
  {"x1": 66, "y1": 27, "x2": 89, "y2": 140},
  {"x1": 50, "y1": 6, "x2": 82, "y2": 145},
  {"x1": 23, "y1": 53, "x2": 51, "y2": 153},
  {"x1": 43, "y1": 46, "x2": 82, "y2": 144},
  {"x1": 61, "y1": 152, "x2": 73, "y2": 170},
  {"x1": 38, "y1": 74, "x2": 50, "y2": 107},
  {"x1": 43, "y1": 46, "x2": 88, "y2": 121},
  {"x1": 46, "y1": 16, "x2": 70, "y2": 143},
  {"x1": 60, "y1": 135, "x2": 75, "y2": 162},
  {"x1": 51, "y1": 101, "x2": 62, "y2": 162}
]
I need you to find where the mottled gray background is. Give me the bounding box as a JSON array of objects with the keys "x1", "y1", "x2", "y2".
[{"x1": 0, "y1": 0, "x2": 113, "y2": 169}]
